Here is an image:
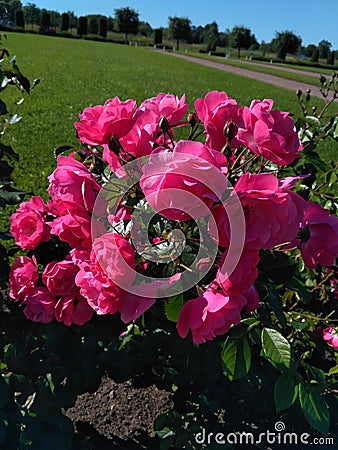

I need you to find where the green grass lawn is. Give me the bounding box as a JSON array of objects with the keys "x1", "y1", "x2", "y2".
[{"x1": 2, "y1": 32, "x2": 337, "y2": 200}]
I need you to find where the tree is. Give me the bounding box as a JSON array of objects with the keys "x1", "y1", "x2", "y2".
[
  {"x1": 304, "y1": 44, "x2": 317, "y2": 58},
  {"x1": 99, "y1": 18, "x2": 107, "y2": 38},
  {"x1": 77, "y1": 16, "x2": 87, "y2": 36},
  {"x1": 61, "y1": 12, "x2": 69, "y2": 31},
  {"x1": 327, "y1": 50, "x2": 335, "y2": 66},
  {"x1": 40, "y1": 11, "x2": 50, "y2": 32},
  {"x1": 311, "y1": 47, "x2": 319, "y2": 63},
  {"x1": 168, "y1": 16, "x2": 191, "y2": 50},
  {"x1": 7, "y1": 0, "x2": 22, "y2": 23},
  {"x1": 229, "y1": 26, "x2": 254, "y2": 58},
  {"x1": 273, "y1": 30, "x2": 302, "y2": 60},
  {"x1": 88, "y1": 15, "x2": 98, "y2": 35},
  {"x1": 219, "y1": 30, "x2": 230, "y2": 48},
  {"x1": 67, "y1": 10, "x2": 78, "y2": 33},
  {"x1": 318, "y1": 39, "x2": 331, "y2": 59},
  {"x1": 191, "y1": 25, "x2": 204, "y2": 44},
  {"x1": 114, "y1": 7, "x2": 139, "y2": 43},
  {"x1": 202, "y1": 21, "x2": 219, "y2": 52},
  {"x1": 138, "y1": 21, "x2": 152, "y2": 37},
  {"x1": 15, "y1": 9, "x2": 24, "y2": 27},
  {"x1": 154, "y1": 28, "x2": 162, "y2": 45},
  {"x1": 22, "y1": 2, "x2": 40, "y2": 29}
]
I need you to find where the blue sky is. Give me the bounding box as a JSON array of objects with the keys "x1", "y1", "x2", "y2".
[{"x1": 23, "y1": 0, "x2": 338, "y2": 49}]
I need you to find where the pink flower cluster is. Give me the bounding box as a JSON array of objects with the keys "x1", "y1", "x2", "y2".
[{"x1": 9, "y1": 91, "x2": 338, "y2": 345}]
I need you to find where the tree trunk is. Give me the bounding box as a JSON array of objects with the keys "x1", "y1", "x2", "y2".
[
  {"x1": 237, "y1": 46, "x2": 240, "y2": 58},
  {"x1": 176, "y1": 39, "x2": 179, "y2": 51}
]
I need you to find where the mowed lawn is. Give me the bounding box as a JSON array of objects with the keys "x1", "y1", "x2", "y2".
[{"x1": 3, "y1": 32, "x2": 338, "y2": 198}]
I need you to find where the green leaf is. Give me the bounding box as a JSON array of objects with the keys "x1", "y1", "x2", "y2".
[
  {"x1": 326, "y1": 171, "x2": 337, "y2": 187},
  {"x1": 261, "y1": 328, "x2": 291, "y2": 371},
  {"x1": 304, "y1": 115, "x2": 322, "y2": 128},
  {"x1": 285, "y1": 277, "x2": 312, "y2": 303},
  {"x1": 333, "y1": 121, "x2": 338, "y2": 139},
  {"x1": 164, "y1": 294, "x2": 183, "y2": 323},
  {"x1": 0, "y1": 143, "x2": 19, "y2": 162},
  {"x1": 53, "y1": 145, "x2": 74, "y2": 158},
  {"x1": 0, "y1": 187, "x2": 26, "y2": 206},
  {"x1": 222, "y1": 337, "x2": 251, "y2": 381},
  {"x1": 329, "y1": 366, "x2": 338, "y2": 375},
  {"x1": 0, "y1": 99, "x2": 8, "y2": 115},
  {"x1": 265, "y1": 286, "x2": 287, "y2": 327},
  {"x1": 0, "y1": 376, "x2": 10, "y2": 408},
  {"x1": 227, "y1": 319, "x2": 260, "y2": 339},
  {"x1": 299, "y1": 384, "x2": 330, "y2": 435},
  {"x1": 274, "y1": 374, "x2": 298, "y2": 414}
]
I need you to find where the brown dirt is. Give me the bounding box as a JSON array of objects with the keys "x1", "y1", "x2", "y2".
[{"x1": 66, "y1": 375, "x2": 174, "y2": 449}]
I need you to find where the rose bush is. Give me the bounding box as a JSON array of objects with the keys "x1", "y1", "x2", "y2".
[{"x1": 5, "y1": 87, "x2": 338, "y2": 442}]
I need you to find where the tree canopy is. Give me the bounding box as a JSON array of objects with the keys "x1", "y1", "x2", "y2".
[
  {"x1": 273, "y1": 30, "x2": 302, "y2": 60},
  {"x1": 229, "y1": 26, "x2": 256, "y2": 58},
  {"x1": 168, "y1": 16, "x2": 191, "y2": 50},
  {"x1": 114, "y1": 7, "x2": 139, "y2": 43}
]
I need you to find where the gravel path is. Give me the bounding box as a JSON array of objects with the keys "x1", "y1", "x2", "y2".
[
  {"x1": 158, "y1": 51, "x2": 336, "y2": 101},
  {"x1": 221, "y1": 57, "x2": 323, "y2": 78}
]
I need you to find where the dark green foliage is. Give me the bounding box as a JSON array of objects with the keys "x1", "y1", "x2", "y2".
[
  {"x1": 61, "y1": 13, "x2": 69, "y2": 31},
  {"x1": 229, "y1": 25, "x2": 256, "y2": 58},
  {"x1": 114, "y1": 7, "x2": 139, "y2": 43},
  {"x1": 87, "y1": 16, "x2": 98, "y2": 35},
  {"x1": 168, "y1": 16, "x2": 191, "y2": 50},
  {"x1": 318, "y1": 39, "x2": 332, "y2": 59},
  {"x1": 327, "y1": 50, "x2": 335, "y2": 66},
  {"x1": 311, "y1": 47, "x2": 319, "y2": 62},
  {"x1": 273, "y1": 30, "x2": 302, "y2": 60},
  {"x1": 98, "y1": 18, "x2": 107, "y2": 38},
  {"x1": 154, "y1": 28, "x2": 162, "y2": 45},
  {"x1": 15, "y1": 10, "x2": 24, "y2": 28},
  {"x1": 77, "y1": 16, "x2": 87, "y2": 36}
]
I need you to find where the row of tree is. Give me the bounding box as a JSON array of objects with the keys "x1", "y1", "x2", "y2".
[{"x1": 0, "y1": 2, "x2": 336, "y2": 62}]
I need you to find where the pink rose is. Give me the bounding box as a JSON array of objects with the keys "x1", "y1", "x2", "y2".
[
  {"x1": 137, "y1": 93, "x2": 188, "y2": 129},
  {"x1": 119, "y1": 109, "x2": 158, "y2": 158},
  {"x1": 299, "y1": 202, "x2": 338, "y2": 269},
  {"x1": 74, "y1": 233, "x2": 135, "y2": 315},
  {"x1": 242, "y1": 285, "x2": 260, "y2": 312},
  {"x1": 9, "y1": 256, "x2": 39, "y2": 301},
  {"x1": 10, "y1": 196, "x2": 50, "y2": 250},
  {"x1": 23, "y1": 287, "x2": 56, "y2": 323},
  {"x1": 177, "y1": 286, "x2": 247, "y2": 344},
  {"x1": 212, "y1": 173, "x2": 306, "y2": 250},
  {"x1": 42, "y1": 259, "x2": 79, "y2": 296},
  {"x1": 236, "y1": 99, "x2": 302, "y2": 165},
  {"x1": 50, "y1": 207, "x2": 104, "y2": 250},
  {"x1": 75, "y1": 262, "x2": 123, "y2": 315},
  {"x1": 194, "y1": 90, "x2": 240, "y2": 151},
  {"x1": 92, "y1": 232, "x2": 135, "y2": 288},
  {"x1": 48, "y1": 156, "x2": 103, "y2": 214},
  {"x1": 55, "y1": 294, "x2": 94, "y2": 326},
  {"x1": 74, "y1": 96, "x2": 137, "y2": 146},
  {"x1": 119, "y1": 292, "x2": 155, "y2": 323},
  {"x1": 217, "y1": 247, "x2": 260, "y2": 295},
  {"x1": 140, "y1": 140, "x2": 228, "y2": 221},
  {"x1": 322, "y1": 327, "x2": 338, "y2": 349}
]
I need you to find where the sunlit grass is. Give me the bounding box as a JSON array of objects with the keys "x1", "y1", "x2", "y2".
[{"x1": 2, "y1": 32, "x2": 337, "y2": 200}]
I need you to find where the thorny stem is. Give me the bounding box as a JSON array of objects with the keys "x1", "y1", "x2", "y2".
[{"x1": 231, "y1": 154, "x2": 258, "y2": 174}]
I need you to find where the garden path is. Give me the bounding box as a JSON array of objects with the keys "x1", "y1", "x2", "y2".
[{"x1": 156, "y1": 50, "x2": 337, "y2": 101}]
